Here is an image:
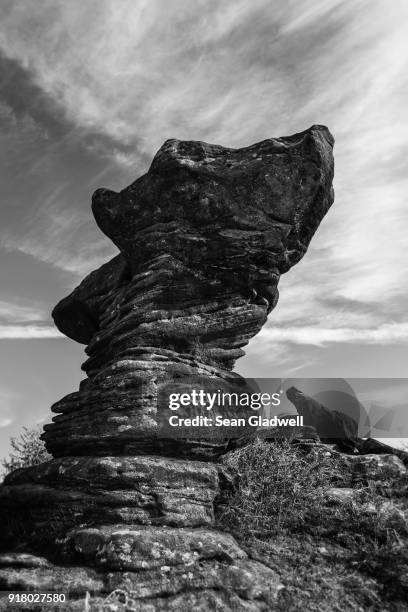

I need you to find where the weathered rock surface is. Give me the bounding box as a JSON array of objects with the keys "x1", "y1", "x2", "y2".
[
  {"x1": 0, "y1": 547, "x2": 283, "y2": 610},
  {"x1": 0, "y1": 456, "x2": 220, "y2": 551},
  {"x1": 45, "y1": 125, "x2": 335, "y2": 458},
  {"x1": 0, "y1": 126, "x2": 335, "y2": 609},
  {"x1": 0, "y1": 562, "x2": 104, "y2": 595}
]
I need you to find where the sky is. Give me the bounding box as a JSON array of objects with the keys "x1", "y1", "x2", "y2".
[{"x1": 0, "y1": 0, "x2": 407, "y2": 461}]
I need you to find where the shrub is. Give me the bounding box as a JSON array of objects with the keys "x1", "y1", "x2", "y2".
[
  {"x1": 217, "y1": 438, "x2": 339, "y2": 535},
  {"x1": 1, "y1": 426, "x2": 51, "y2": 478},
  {"x1": 217, "y1": 438, "x2": 408, "y2": 543}
]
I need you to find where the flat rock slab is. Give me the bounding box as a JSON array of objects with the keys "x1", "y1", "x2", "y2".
[
  {"x1": 0, "y1": 564, "x2": 104, "y2": 595},
  {"x1": 0, "y1": 456, "x2": 221, "y2": 550},
  {"x1": 0, "y1": 549, "x2": 283, "y2": 611},
  {"x1": 63, "y1": 524, "x2": 248, "y2": 570}
]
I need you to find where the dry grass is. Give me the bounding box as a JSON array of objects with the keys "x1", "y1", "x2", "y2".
[
  {"x1": 217, "y1": 438, "x2": 408, "y2": 610},
  {"x1": 217, "y1": 438, "x2": 347, "y2": 535}
]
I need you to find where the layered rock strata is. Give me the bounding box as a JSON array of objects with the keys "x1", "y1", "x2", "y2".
[
  {"x1": 0, "y1": 126, "x2": 335, "y2": 609},
  {"x1": 45, "y1": 124, "x2": 335, "y2": 458}
]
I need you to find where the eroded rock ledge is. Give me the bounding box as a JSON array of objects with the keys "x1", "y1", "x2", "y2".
[{"x1": 0, "y1": 126, "x2": 335, "y2": 610}]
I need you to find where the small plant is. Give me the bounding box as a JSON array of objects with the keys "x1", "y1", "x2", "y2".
[{"x1": 1, "y1": 425, "x2": 51, "y2": 478}]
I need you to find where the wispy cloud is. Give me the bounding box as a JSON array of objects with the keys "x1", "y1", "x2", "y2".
[
  {"x1": 1, "y1": 0, "x2": 404, "y2": 150},
  {"x1": 0, "y1": 0, "x2": 407, "y2": 366},
  {"x1": 0, "y1": 299, "x2": 60, "y2": 339},
  {"x1": 0, "y1": 325, "x2": 62, "y2": 339},
  {"x1": 1, "y1": 211, "x2": 117, "y2": 276},
  {"x1": 258, "y1": 322, "x2": 408, "y2": 347},
  {"x1": 0, "y1": 300, "x2": 47, "y2": 324}
]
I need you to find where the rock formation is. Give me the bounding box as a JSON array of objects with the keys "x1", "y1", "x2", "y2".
[
  {"x1": 0, "y1": 126, "x2": 335, "y2": 610},
  {"x1": 286, "y1": 386, "x2": 359, "y2": 452}
]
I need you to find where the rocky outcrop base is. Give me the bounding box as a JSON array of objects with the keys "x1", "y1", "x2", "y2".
[{"x1": 0, "y1": 454, "x2": 283, "y2": 610}]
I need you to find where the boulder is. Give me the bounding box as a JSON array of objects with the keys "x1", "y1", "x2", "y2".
[{"x1": 286, "y1": 386, "x2": 358, "y2": 451}]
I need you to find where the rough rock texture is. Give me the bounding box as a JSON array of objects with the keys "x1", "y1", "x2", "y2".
[
  {"x1": 45, "y1": 125, "x2": 334, "y2": 459},
  {"x1": 0, "y1": 126, "x2": 335, "y2": 609},
  {"x1": 0, "y1": 456, "x2": 221, "y2": 552},
  {"x1": 0, "y1": 550, "x2": 283, "y2": 611}
]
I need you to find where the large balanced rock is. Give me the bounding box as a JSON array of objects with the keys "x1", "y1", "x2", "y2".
[
  {"x1": 0, "y1": 126, "x2": 334, "y2": 609},
  {"x1": 46, "y1": 125, "x2": 334, "y2": 458}
]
